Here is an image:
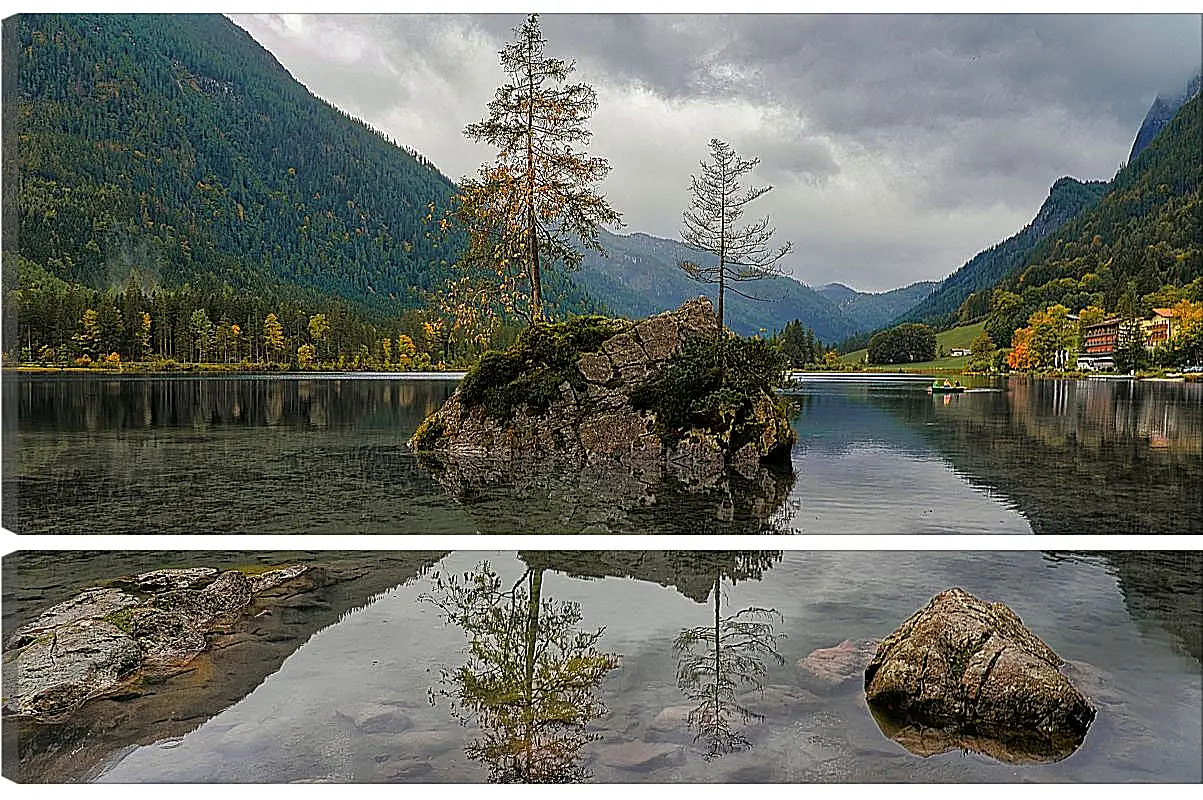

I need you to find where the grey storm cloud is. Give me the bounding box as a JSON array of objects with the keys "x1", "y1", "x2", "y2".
[{"x1": 231, "y1": 13, "x2": 1200, "y2": 292}]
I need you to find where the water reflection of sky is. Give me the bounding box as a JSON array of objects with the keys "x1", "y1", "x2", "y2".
[{"x1": 95, "y1": 551, "x2": 1202, "y2": 784}]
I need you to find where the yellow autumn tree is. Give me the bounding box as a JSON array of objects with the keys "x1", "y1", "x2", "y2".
[{"x1": 1006, "y1": 326, "x2": 1036, "y2": 370}]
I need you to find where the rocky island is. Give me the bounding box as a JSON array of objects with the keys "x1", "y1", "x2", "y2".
[{"x1": 409, "y1": 297, "x2": 796, "y2": 488}]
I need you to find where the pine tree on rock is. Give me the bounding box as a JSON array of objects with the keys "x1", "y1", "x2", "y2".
[
  {"x1": 456, "y1": 13, "x2": 621, "y2": 325},
  {"x1": 680, "y1": 138, "x2": 793, "y2": 334}
]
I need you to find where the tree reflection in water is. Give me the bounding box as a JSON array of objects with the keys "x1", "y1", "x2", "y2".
[
  {"x1": 421, "y1": 562, "x2": 620, "y2": 782},
  {"x1": 673, "y1": 551, "x2": 785, "y2": 760}
]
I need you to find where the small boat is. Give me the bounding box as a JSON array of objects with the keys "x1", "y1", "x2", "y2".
[{"x1": 928, "y1": 384, "x2": 966, "y2": 394}]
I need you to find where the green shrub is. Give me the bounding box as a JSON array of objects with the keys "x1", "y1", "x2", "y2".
[
  {"x1": 630, "y1": 334, "x2": 791, "y2": 452},
  {"x1": 410, "y1": 416, "x2": 446, "y2": 452}
]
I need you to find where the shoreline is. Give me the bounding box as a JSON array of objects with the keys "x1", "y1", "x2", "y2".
[{"x1": 4, "y1": 364, "x2": 1195, "y2": 383}]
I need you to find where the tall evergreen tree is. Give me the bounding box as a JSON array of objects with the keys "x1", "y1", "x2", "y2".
[{"x1": 455, "y1": 13, "x2": 621, "y2": 325}]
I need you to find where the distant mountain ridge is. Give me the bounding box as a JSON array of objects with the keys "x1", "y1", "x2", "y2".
[
  {"x1": 817, "y1": 281, "x2": 937, "y2": 333},
  {"x1": 574, "y1": 230, "x2": 860, "y2": 343}
]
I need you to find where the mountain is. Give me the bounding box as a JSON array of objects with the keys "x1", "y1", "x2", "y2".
[
  {"x1": 9, "y1": 13, "x2": 471, "y2": 316},
  {"x1": 985, "y1": 93, "x2": 1202, "y2": 346},
  {"x1": 574, "y1": 230, "x2": 859, "y2": 343},
  {"x1": 893, "y1": 176, "x2": 1109, "y2": 329},
  {"x1": 1128, "y1": 72, "x2": 1201, "y2": 163},
  {"x1": 817, "y1": 280, "x2": 937, "y2": 333},
  {"x1": 815, "y1": 282, "x2": 859, "y2": 306}
]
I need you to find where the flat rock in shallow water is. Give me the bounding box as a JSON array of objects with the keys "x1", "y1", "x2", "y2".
[
  {"x1": 130, "y1": 568, "x2": 218, "y2": 591},
  {"x1": 8, "y1": 588, "x2": 141, "y2": 648},
  {"x1": 377, "y1": 729, "x2": 461, "y2": 757},
  {"x1": 648, "y1": 704, "x2": 695, "y2": 732},
  {"x1": 250, "y1": 564, "x2": 315, "y2": 594},
  {"x1": 130, "y1": 608, "x2": 209, "y2": 666},
  {"x1": 5, "y1": 620, "x2": 142, "y2": 718},
  {"x1": 2, "y1": 564, "x2": 319, "y2": 722},
  {"x1": 375, "y1": 757, "x2": 433, "y2": 781},
  {"x1": 336, "y1": 703, "x2": 414, "y2": 734}
]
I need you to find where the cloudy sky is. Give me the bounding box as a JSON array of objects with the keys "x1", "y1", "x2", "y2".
[{"x1": 229, "y1": 11, "x2": 1200, "y2": 293}]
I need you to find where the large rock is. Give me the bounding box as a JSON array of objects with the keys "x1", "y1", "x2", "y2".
[
  {"x1": 2, "y1": 565, "x2": 317, "y2": 721},
  {"x1": 863, "y1": 588, "x2": 1095, "y2": 761},
  {"x1": 6, "y1": 587, "x2": 142, "y2": 649},
  {"x1": 410, "y1": 297, "x2": 795, "y2": 492}
]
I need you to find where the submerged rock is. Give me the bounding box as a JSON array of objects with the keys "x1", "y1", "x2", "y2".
[
  {"x1": 736, "y1": 684, "x2": 823, "y2": 718},
  {"x1": 648, "y1": 704, "x2": 695, "y2": 732},
  {"x1": 410, "y1": 297, "x2": 796, "y2": 488},
  {"x1": 596, "y1": 741, "x2": 686, "y2": 772},
  {"x1": 863, "y1": 587, "x2": 1095, "y2": 763},
  {"x1": 796, "y1": 638, "x2": 879, "y2": 687}
]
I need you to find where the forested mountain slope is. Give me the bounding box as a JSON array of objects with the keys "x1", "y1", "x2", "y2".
[
  {"x1": 1128, "y1": 72, "x2": 1200, "y2": 163},
  {"x1": 894, "y1": 177, "x2": 1108, "y2": 330},
  {"x1": 985, "y1": 93, "x2": 1202, "y2": 345}
]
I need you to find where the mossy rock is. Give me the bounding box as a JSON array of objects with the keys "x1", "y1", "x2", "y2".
[{"x1": 410, "y1": 298, "x2": 796, "y2": 477}]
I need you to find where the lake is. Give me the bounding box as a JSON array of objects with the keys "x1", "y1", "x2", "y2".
[
  {"x1": 2, "y1": 549, "x2": 1199, "y2": 783},
  {"x1": 3, "y1": 372, "x2": 1201, "y2": 533}
]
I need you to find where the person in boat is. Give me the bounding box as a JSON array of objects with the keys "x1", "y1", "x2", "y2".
[
  {"x1": 954, "y1": 380, "x2": 962, "y2": 388},
  {"x1": 942, "y1": 379, "x2": 953, "y2": 389}
]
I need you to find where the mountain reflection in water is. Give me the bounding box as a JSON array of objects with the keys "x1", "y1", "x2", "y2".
[
  {"x1": 863, "y1": 377, "x2": 1203, "y2": 533},
  {"x1": 4, "y1": 374, "x2": 1201, "y2": 533}
]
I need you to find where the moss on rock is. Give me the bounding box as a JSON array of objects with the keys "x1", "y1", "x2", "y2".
[
  {"x1": 629, "y1": 334, "x2": 795, "y2": 457},
  {"x1": 457, "y1": 315, "x2": 632, "y2": 421}
]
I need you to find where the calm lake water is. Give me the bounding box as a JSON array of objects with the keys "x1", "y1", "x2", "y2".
[
  {"x1": 2, "y1": 550, "x2": 1199, "y2": 783},
  {"x1": 3, "y1": 373, "x2": 1201, "y2": 534}
]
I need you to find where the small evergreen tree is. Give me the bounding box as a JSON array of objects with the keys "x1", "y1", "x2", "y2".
[{"x1": 680, "y1": 138, "x2": 792, "y2": 334}]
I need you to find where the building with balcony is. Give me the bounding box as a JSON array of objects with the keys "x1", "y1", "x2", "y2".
[
  {"x1": 1142, "y1": 307, "x2": 1179, "y2": 349},
  {"x1": 1077, "y1": 317, "x2": 1119, "y2": 370}
]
